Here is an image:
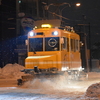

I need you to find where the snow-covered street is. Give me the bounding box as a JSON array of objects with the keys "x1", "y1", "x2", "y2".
[
  {"x1": 0, "y1": 75, "x2": 100, "y2": 100},
  {"x1": 0, "y1": 64, "x2": 100, "y2": 100},
  {"x1": 0, "y1": 78, "x2": 85, "y2": 100},
  {"x1": 0, "y1": 87, "x2": 83, "y2": 100}
]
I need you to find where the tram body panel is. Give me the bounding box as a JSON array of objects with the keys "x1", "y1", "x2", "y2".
[{"x1": 25, "y1": 27, "x2": 82, "y2": 73}]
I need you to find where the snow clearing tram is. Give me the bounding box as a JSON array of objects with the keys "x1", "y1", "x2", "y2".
[{"x1": 17, "y1": 21, "x2": 86, "y2": 85}]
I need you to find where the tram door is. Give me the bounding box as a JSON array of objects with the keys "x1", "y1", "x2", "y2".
[{"x1": 61, "y1": 37, "x2": 69, "y2": 68}]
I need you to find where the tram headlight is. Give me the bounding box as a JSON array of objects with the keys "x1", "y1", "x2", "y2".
[
  {"x1": 29, "y1": 31, "x2": 35, "y2": 37},
  {"x1": 52, "y1": 31, "x2": 59, "y2": 36}
]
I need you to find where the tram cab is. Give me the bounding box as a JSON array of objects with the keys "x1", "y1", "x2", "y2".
[{"x1": 24, "y1": 22, "x2": 83, "y2": 74}]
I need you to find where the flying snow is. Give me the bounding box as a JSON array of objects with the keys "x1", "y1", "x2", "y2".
[{"x1": 0, "y1": 63, "x2": 100, "y2": 99}]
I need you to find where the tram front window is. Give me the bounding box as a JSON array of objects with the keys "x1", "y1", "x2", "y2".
[
  {"x1": 45, "y1": 37, "x2": 59, "y2": 51},
  {"x1": 29, "y1": 37, "x2": 59, "y2": 52},
  {"x1": 29, "y1": 38, "x2": 43, "y2": 52}
]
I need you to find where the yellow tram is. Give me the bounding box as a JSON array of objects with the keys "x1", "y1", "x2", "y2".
[{"x1": 24, "y1": 23, "x2": 83, "y2": 75}]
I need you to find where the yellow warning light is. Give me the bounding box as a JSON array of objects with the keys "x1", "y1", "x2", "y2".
[{"x1": 41, "y1": 24, "x2": 51, "y2": 28}]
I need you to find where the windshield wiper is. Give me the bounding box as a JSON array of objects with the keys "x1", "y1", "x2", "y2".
[{"x1": 30, "y1": 44, "x2": 36, "y2": 54}]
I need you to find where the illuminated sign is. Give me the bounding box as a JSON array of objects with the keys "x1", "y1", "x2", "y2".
[{"x1": 41, "y1": 24, "x2": 51, "y2": 28}]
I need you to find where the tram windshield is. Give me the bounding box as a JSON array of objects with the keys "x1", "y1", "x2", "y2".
[
  {"x1": 29, "y1": 37, "x2": 59, "y2": 52},
  {"x1": 45, "y1": 37, "x2": 59, "y2": 51}
]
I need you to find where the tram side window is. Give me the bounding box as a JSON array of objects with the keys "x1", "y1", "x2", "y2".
[
  {"x1": 75, "y1": 40, "x2": 79, "y2": 51},
  {"x1": 74, "y1": 39, "x2": 76, "y2": 52},
  {"x1": 71, "y1": 39, "x2": 74, "y2": 51},
  {"x1": 70, "y1": 39, "x2": 80, "y2": 52},
  {"x1": 61, "y1": 37, "x2": 67, "y2": 50},
  {"x1": 67, "y1": 38, "x2": 69, "y2": 52}
]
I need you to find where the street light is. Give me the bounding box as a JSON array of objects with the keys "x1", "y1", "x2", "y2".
[
  {"x1": 42, "y1": 2, "x2": 81, "y2": 20},
  {"x1": 76, "y1": 3, "x2": 81, "y2": 7},
  {"x1": 60, "y1": 2, "x2": 81, "y2": 20}
]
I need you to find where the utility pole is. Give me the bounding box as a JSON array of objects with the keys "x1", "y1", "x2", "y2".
[
  {"x1": 88, "y1": 22, "x2": 92, "y2": 71},
  {"x1": 36, "y1": 0, "x2": 39, "y2": 19},
  {"x1": 84, "y1": 32, "x2": 89, "y2": 72},
  {"x1": 0, "y1": 0, "x2": 1, "y2": 5},
  {"x1": 16, "y1": 0, "x2": 20, "y2": 36},
  {"x1": 83, "y1": 15, "x2": 89, "y2": 72}
]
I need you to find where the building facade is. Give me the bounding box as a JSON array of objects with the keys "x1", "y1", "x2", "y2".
[
  {"x1": 0, "y1": 0, "x2": 60, "y2": 67},
  {"x1": 0, "y1": 0, "x2": 17, "y2": 67}
]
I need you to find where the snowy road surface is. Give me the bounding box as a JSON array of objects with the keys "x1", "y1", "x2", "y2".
[
  {"x1": 0, "y1": 87, "x2": 84, "y2": 100},
  {"x1": 0, "y1": 76, "x2": 100, "y2": 100},
  {"x1": 0, "y1": 63, "x2": 100, "y2": 100}
]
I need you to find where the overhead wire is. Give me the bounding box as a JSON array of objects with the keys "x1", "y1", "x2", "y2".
[{"x1": 48, "y1": 10, "x2": 70, "y2": 20}]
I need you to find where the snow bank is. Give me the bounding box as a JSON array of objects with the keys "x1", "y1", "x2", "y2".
[
  {"x1": 85, "y1": 82, "x2": 100, "y2": 98},
  {"x1": 0, "y1": 63, "x2": 25, "y2": 79}
]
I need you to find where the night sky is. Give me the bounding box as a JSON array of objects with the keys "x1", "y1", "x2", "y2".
[
  {"x1": 52, "y1": 0, "x2": 100, "y2": 46},
  {"x1": 1, "y1": 0, "x2": 100, "y2": 45}
]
